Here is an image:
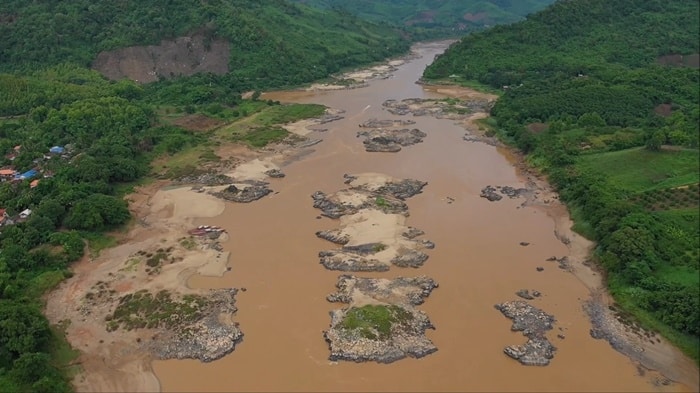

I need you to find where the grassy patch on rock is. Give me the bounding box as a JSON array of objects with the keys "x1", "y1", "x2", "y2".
[
  {"x1": 232, "y1": 125, "x2": 289, "y2": 148},
  {"x1": 222, "y1": 102, "x2": 326, "y2": 148},
  {"x1": 340, "y1": 304, "x2": 413, "y2": 340},
  {"x1": 106, "y1": 290, "x2": 209, "y2": 332}
]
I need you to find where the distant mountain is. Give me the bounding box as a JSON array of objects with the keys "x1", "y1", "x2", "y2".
[
  {"x1": 0, "y1": 0, "x2": 409, "y2": 88},
  {"x1": 293, "y1": 0, "x2": 556, "y2": 38}
]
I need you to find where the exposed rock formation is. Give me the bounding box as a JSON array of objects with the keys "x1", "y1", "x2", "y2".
[
  {"x1": 151, "y1": 289, "x2": 243, "y2": 362},
  {"x1": 382, "y1": 98, "x2": 493, "y2": 117},
  {"x1": 311, "y1": 176, "x2": 426, "y2": 218},
  {"x1": 323, "y1": 275, "x2": 438, "y2": 363},
  {"x1": 313, "y1": 175, "x2": 432, "y2": 272},
  {"x1": 319, "y1": 250, "x2": 389, "y2": 272},
  {"x1": 315, "y1": 229, "x2": 350, "y2": 245},
  {"x1": 264, "y1": 169, "x2": 285, "y2": 178},
  {"x1": 210, "y1": 181, "x2": 272, "y2": 203},
  {"x1": 326, "y1": 275, "x2": 438, "y2": 306},
  {"x1": 495, "y1": 300, "x2": 556, "y2": 366},
  {"x1": 480, "y1": 185, "x2": 529, "y2": 202},
  {"x1": 359, "y1": 118, "x2": 416, "y2": 128},
  {"x1": 358, "y1": 128, "x2": 427, "y2": 152}
]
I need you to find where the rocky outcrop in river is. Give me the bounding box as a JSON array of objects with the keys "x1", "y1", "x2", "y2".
[
  {"x1": 359, "y1": 118, "x2": 416, "y2": 128},
  {"x1": 382, "y1": 98, "x2": 493, "y2": 118},
  {"x1": 151, "y1": 289, "x2": 243, "y2": 362},
  {"x1": 211, "y1": 181, "x2": 272, "y2": 203},
  {"x1": 495, "y1": 300, "x2": 556, "y2": 366},
  {"x1": 480, "y1": 185, "x2": 530, "y2": 202},
  {"x1": 311, "y1": 176, "x2": 426, "y2": 218},
  {"x1": 318, "y1": 245, "x2": 430, "y2": 272},
  {"x1": 357, "y1": 127, "x2": 427, "y2": 152},
  {"x1": 313, "y1": 175, "x2": 432, "y2": 272},
  {"x1": 319, "y1": 249, "x2": 389, "y2": 272},
  {"x1": 323, "y1": 275, "x2": 438, "y2": 363},
  {"x1": 327, "y1": 275, "x2": 438, "y2": 305}
]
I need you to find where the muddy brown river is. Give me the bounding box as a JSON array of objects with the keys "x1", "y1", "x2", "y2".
[{"x1": 152, "y1": 42, "x2": 693, "y2": 392}]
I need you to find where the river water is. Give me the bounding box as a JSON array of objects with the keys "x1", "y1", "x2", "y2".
[{"x1": 153, "y1": 41, "x2": 684, "y2": 392}]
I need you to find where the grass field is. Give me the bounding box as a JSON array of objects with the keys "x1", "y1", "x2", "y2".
[{"x1": 577, "y1": 147, "x2": 699, "y2": 192}]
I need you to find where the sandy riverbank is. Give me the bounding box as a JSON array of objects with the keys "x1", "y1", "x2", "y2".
[{"x1": 44, "y1": 186, "x2": 229, "y2": 392}]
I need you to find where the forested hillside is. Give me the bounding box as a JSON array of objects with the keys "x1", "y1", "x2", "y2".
[
  {"x1": 425, "y1": 0, "x2": 700, "y2": 360},
  {"x1": 294, "y1": 0, "x2": 555, "y2": 39},
  {"x1": 0, "y1": 0, "x2": 409, "y2": 87}
]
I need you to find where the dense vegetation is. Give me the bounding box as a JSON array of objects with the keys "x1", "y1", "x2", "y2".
[
  {"x1": 425, "y1": 0, "x2": 700, "y2": 359},
  {"x1": 0, "y1": 0, "x2": 409, "y2": 88},
  {"x1": 340, "y1": 304, "x2": 413, "y2": 340},
  {"x1": 294, "y1": 0, "x2": 555, "y2": 39}
]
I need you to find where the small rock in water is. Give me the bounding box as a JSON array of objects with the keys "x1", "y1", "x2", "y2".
[
  {"x1": 532, "y1": 291, "x2": 541, "y2": 297},
  {"x1": 519, "y1": 242, "x2": 530, "y2": 246},
  {"x1": 536, "y1": 267, "x2": 544, "y2": 272},
  {"x1": 480, "y1": 185, "x2": 502, "y2": 201},
  {"x1": 516, "y1": 289, "x2": 534, "y2": 300}
]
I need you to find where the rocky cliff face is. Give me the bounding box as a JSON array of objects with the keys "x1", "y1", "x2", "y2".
[{"x1": 92, "y1": 34, "x2": 230, "y2": 83}]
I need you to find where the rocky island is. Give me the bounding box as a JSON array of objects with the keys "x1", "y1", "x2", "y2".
[
  {"x1": 357, "y1": 127, "x2": 427, "y2": 152},
  {"x1": 495, "y1": 300, "x2": 557, "y2": 366},
  {"x1": 382, "y1": 97, "x2": 493, "y2": 118},
  {"x1": 312, "y1": 173, "x2": 433, "y2": 271},
  {"x1": 324, "y1": 275, "x2": 439, "y2": 363}
]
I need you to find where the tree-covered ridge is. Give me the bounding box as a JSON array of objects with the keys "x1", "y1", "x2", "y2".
[
  {"x1": 0, "y1": 0, "x2": 409, "y2": 87},
  {"x1": 294, "y1": 0, "x2": 556, "y2": 39},
  {"x1": 425, "y1": 0, "x2": 699, "y2": 360},
  {"x1": 426, "y1": 0, "x2": 699, "y2": 83}
]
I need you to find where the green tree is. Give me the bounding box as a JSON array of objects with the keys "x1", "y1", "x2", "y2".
[
  {"x1": 645, "y1": 129, "x2": 665, "y2": 151},
  {"x1": 0, "y1": 302, "x2": 50, "y2": 366}
]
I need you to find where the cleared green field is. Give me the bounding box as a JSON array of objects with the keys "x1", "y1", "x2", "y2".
[
  {"x1": 577, "y1": 147, "x2": 699, "y2": 192},
  {"x1": 656, "y1": 265, "x2": 700, "y2": 287}
]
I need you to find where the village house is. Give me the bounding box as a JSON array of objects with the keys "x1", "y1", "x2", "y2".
[
  {"x1": 19, "y1": 209, "x2": 32, "y2": 219},
  {"x1": 30, "y1": 179, "x2": 40, "y2": 188},
  {"x1": 0, "y1": 168, "x2": 17, "y2": 181},
  {"x1": 0, "y1": 208, "x2": 8, "y2": 226},
  {"x1": 15, "y1": 169, "x2": 39, "y2": 181},
  {"x1": 49, "y1": 146, "x2": 65, "y2": 155}
]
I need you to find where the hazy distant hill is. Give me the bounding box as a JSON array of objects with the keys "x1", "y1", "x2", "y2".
[{"x1": 293, "y1": 0, "x2": 556, "y2": 38}]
